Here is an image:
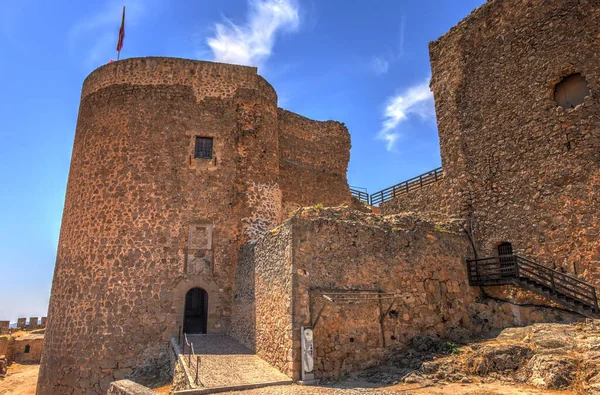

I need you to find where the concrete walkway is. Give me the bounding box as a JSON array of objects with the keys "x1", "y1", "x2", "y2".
[{"x1": 186, "y1": 334, "x2": 292, "y2": 392}]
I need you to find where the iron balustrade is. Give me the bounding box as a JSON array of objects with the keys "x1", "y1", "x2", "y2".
[
  {"x1": 370, "y1": 167, "x2": 444, "y2": 206},
  {"x1": 178, "y1": 327, "x2": 203, "y2": 387},
  {"x1": 350, "y1": 187, "x2": 369, "y2": 204},
  {"x1": 466, "y1": 254, "x2": 598, "y2": 312}
]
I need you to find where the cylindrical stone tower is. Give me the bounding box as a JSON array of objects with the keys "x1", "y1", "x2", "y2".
[{"x1": 38, "y1": 57, "x2": 282, "y2": 394}]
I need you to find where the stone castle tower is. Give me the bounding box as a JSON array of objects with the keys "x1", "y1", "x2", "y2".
[
  {"x1": 38, "y1": 58, "x2": 351, "y2": 394},
  {"x1": 383, "y1": 0, "x2": 600, "y2": 287}
]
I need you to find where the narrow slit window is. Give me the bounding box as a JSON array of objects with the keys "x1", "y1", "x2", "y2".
[
  {"x1": 24, "y1": 344, "x2": 30, "y2": 353},
  {"x1": 194, "y1": 137, "x2": 213, "y2": 159}
]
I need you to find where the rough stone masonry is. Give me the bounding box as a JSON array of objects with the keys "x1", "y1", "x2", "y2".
[
  {"x1": 39, "y1": 0, "x2": 600, "y2": 393},
  {"x1": 383, "y1": 0, "x2": 600, "y2": 287},
  {"x1": 38, "y1": 58, "x2": 351, "y2": 394}
]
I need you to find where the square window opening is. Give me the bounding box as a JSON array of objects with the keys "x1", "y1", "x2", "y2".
[{"x1": 195, "y1": 137, "x2": 213, "y2": 159}]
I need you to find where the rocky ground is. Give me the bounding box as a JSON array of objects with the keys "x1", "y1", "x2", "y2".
[
  {"x1": 400, "y1": 320, "x2": 600, "y2": 394},
  {"x1": 225, "y1": 320, "x2": 600, "y2": 394},
  {"x1": 3, "y1": 321, "x2": 600, "y2": 394}
]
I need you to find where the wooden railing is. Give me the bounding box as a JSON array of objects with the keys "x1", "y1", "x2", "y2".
[
  {"x1": 467, "y1": 255, "x2": 598, "y2": 311},
  {"x1": 370, "y1": 167, "x2": 444, "y2": 206},
  {"x1": 350, "y1": 187, "x2": 369, "y2": 204}
]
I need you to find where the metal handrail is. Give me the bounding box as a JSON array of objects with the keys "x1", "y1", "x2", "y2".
[
  {"x1": 350, "y1": 187, "x2": 369, "y2": 204},
  {"x1": 179, "y1": 329, "x2": 203, "y2": 387},
  {"x1": 370, "y1": 167, "x2": 444, "y2": 206},
  {"x1": 466, "y1": 254, "x2": 598, "y2": 310}
]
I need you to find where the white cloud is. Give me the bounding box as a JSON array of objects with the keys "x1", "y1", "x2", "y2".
[
  {"x1": 206, "y1": 0, "x2": 300, "y2": 67},
  {"x1": 370, "y1": 57, "x2": 389, "y2": 75},
  {"x1": 69, "y1": 0, "x2": 153, "y2": 68},
  {"x1": 378, "y1": 78, "x2": 435, "y2": 151},
  {"x1": 369, "y1": 15, "x2": 405, "y2": 75}
]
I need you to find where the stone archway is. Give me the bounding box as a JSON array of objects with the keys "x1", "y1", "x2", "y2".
[
  {"x1": 172, "y1": 278, "x2": 223, "y2": 337},
  {"x1": 184, "y1": 287, "x2": 208, "y2": 334}
]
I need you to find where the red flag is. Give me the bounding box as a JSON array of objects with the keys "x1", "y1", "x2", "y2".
[{"x1": 116, "y1": 6, "x2": 125, "y2": 53}]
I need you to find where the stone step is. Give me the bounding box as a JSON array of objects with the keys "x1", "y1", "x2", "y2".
[{"x1": 174, "y1": 335, "x2": 292, "y2": 393}]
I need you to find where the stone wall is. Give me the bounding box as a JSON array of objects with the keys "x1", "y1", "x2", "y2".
[
  {"x1": 380, "y1": 179, "x2": 451, "y2": 216},
  {"x1": 0, "y1": 336, "x2": 8, "y2": 359},
  {"x1": 277, "y1": 109, "x2": 352, "y2": 217},
  {"x1": 12, "y1": 335, "x2": 44, "y2": 363},
  {"x1": 16, "y1": 318, "x2": 25, "y2": 329},
  {"x1": 107, "y1": 380, "x2": 157, "y2": 395},
  {"x1": 38, "y1": 58, "x2": 278, "y2": 394},
  {"x1": 0, "y1": 321, "x2": 9, "y2": 334},
  {"x1": 245, "y1": 207, "x2": 578, "y2": 380},
  {"x1": 39, "y1": 57, "x2": 351, "y2": 394},
  {"x1": 230, "y1": 225, "x2": 295, "y2": 376},
  {"x1": 428, "y1": 0, "x2": 600, "y2": 284}
]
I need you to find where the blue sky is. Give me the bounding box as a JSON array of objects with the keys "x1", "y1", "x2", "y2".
[{"x1": 0, "y1": 0, "x2": 485, "y2": 322}]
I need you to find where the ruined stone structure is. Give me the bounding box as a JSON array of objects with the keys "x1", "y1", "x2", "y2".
[
  {"x1": 38, "y1": 57, "x2": 351, "y2": 394},
  {"x1": 0, "y1": 321, "x2": 9, "y2": 334},
  {"x1": 16, "y1": 318, "x2": 26, "y2": 330},
  {"x1": 232, "y1": 207, "x2": 576, "y2": 380},
  {"x1": 40, "y1": 1, "x2": 600, "y2": 393},
  {"x1": 0, "y1": 333, "x2": 44, "y2": 364},
  {"x1": 383, "y1": 0, "x2": 600, "y2": 285}
]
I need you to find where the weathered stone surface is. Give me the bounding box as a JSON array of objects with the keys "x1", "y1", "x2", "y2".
[
  {"x1": 107, "y1": 380, "x2": 157, "y2": 395},
  {"x1": 234, "y1": 207, "x2": 575, "y2": 381},
  {"x1": 39, "y1": 57, "x2": 351, "y2": 394},
  {"x1": 382, "y1": 0, "x2": 600, "y2": 293},
  {"x1": 406, "y1": 321, "x2": 600, "y2": 392}
]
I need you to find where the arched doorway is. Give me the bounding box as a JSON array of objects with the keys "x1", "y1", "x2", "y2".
[
  {"x1": 184, "y1": 287, "x2": 208, "y2": 334},
  {"x1": 498, "y1": 242, "x2": 513, "y2": 257},
  {"x1": 498, "y1": 242, "x2": 514, "y2": 278}
]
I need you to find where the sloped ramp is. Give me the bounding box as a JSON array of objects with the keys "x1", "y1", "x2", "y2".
[{"x1": 176, "y1": 334, "x2": 292, "y2": 394}]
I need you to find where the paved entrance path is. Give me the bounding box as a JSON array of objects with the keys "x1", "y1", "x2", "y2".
[{"x1": 187, "y1": 335, "x2": 292, "y2": 390}]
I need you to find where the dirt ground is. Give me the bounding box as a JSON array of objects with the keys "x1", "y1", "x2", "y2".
[
  {"x1": 218, "y1": 381, "x2": 574, "y2": 394},
  {"x1": 0, "y1": 362, "x2": 576, "y2": 395},
  {"x1": 0, "y1": 364, "x2": 39, "y2": 395}
]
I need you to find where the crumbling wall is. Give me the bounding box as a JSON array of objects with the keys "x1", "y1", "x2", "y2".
[
  {"x1": 0, "y1": 321, "x2": 9, "y2": 334},
  {"x1": 429, "y1": 0, "x2": 600, "y2": 284},
  {"x1": 251, "y1": 207, "x2": 579, "y2": 380},
  {"x1": 0, "y1": 336, "x2": 9, "y2": 359},
  {"x1": 12, "y1": 335, "x2": 44, "y2": 363},
  {"x1": 108, "y1": 380, "x2": 157, "y2": 395},
  {"x1": 380, "y1": 179, "x2": 451, "y2": 216},
  {"x1": 277, "y1": 109, "x2": 352, "y2": 217}
]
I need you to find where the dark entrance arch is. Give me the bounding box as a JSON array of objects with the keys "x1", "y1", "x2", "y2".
[{"x1": 184, "y1": 287, "x2": 208, "y2": 334}]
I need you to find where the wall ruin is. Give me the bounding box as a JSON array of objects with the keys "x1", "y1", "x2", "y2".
[
  {"x1": 427, "y1": 0, "x2": 600, "y2": 283},
  {"x1": 382, "y1": 0, "x2": 600, "y2": 288},
  {"x1": 236, "y1": 207, "x2": 577, "y2": 380}
]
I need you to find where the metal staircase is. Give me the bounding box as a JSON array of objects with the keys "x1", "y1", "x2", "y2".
[{"x1": 466, "y1": 254, "x2": 599, "y2": 318}]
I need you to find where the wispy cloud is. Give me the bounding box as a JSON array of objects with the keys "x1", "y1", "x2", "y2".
[
  {"x1": 378, "y1": 78, "x2": 435, "y2": 151},
  {"x1": 370, "y1": 57, "x2": 389, "y2": 75},
  {"x1": 206, "y1": 0, "x2": 300, "y2": 68},
  {"x1": 69, "y1": 0, "x2": 154, "y2": 69},
  {"x1": 369, "y1": 15, "x2": 405, "y2": 75}
]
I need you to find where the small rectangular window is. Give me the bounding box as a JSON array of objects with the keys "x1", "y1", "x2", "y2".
[{"x1": 195, "y1": 137, "x2": 213, "y2": 159}]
